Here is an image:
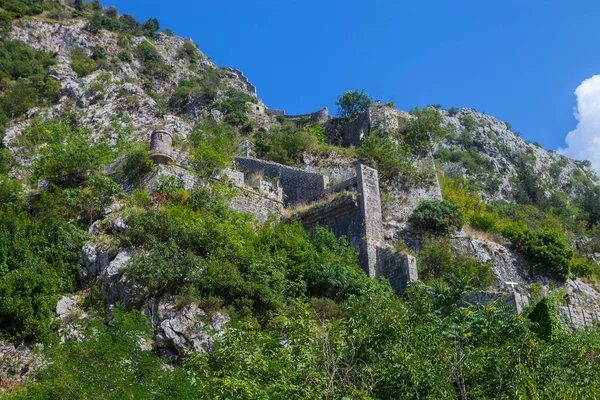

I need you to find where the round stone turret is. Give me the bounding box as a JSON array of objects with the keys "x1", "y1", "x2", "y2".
[{"x1": 149, "y1": 130, "x2": 174, "y2": 164}]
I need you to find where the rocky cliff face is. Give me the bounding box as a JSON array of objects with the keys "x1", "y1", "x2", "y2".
[
  {"x1": 436, "y1": 108, "x2": 599, "y2": 201},
  {"x1": 4, "y1": 17, "x2": 268, "y2": 175}
]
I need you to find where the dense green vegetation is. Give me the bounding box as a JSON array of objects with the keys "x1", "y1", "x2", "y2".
[
  {"x1": 358, "y1": 107, "x2": 445, "y2": 183},
  {"x1": 135, "y1": 40, "x2": 170, "y2": 79},
  {"x1": 410, "y1": 199, "x2": 466, "y2": 234},
  {"x1": 0, "y1": 40, "x2": 58, "y2": 140},
  {"x1": 441, "y1": 176, "x2": 599, "y2": 280},
  {"x1": 9, "y1": 281, "x2": 600, "y2": 398}
]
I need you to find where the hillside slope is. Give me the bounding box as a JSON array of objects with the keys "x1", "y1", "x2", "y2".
[{"x1": 1, "y1": 1, "x2": 600, "y2": 398}]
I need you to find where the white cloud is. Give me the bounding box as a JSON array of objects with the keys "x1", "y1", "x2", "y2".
[{"x1": 559, "y1": 75, "x2": 600, "y2": 174}]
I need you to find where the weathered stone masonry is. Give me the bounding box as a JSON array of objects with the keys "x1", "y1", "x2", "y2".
[
  {"x1": 145, "y1": 133, "x2": 417, "y2": 294},
  {"x1": 234, "y1": 156, "x2": 328, "y2": 206},
  {"x1": 294, "y1": 162, "x2": 418, "y2": 294}
]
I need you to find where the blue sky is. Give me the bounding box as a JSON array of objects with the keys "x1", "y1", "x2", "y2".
[{"x1": 106, "y1": 0, "x2": 600, "y2": 167}]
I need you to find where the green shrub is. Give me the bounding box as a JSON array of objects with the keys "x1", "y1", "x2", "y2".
[
  {"x1": 255, "y1": 124, "x2": 322, "y2": 166},
  {"x1": 528, "y1": 298, "x2": 561, "y2": 340},
  {"x1": 469, "y1": 212, "x2": 497, "y2": 232},
  {"x1": 419, "y1": 236, "x2": 494, "y2": 290},
  {"x1": 135, "y1": 40, "x2": 170, "y2": 79},
  {"x1": 189, "y1": 121, "x2": 237, "y2": 177},
  {"x1": 70, "y1": 46, "x2": 98, "y2": 77},
  {"x1": 177, "y1": 40, "x2": 201, "y2": 64},
  {"x1": 358, "y1": 133, "x2": 423, "y2": 184},
  {"x1": 403, "y1": 107, "x2": 444, "y2": 156},
  {"x1": 117, "y1": 51, "x2": 132, "y2": 62},
  {"x1": 410, "y1": 200, "x2": 466, "y2": 234},
  {"x1": 460, "y1": 114, "x2": 477, "y2": 132},
  {"x1": 521, "y1": 229, "x2": 573, "y2": 280},
  {"x1": 214, "y1": 89, "x2": 256, "y2": 126},
  {"x1": 29, "y1": 119, "x2": 114, "y2": 186},
  {"x1": 168, "y1": 75, "x2": 220, "y2": 114},
  {"x1": 448, "y1": 106, "x2": 459, "y2": 116},
  {"x1": 0, "y1": 40, "x2": 56, "y2": 80},
  {"x1": 155, "y1": 175, "x2": 184, "y2": 195},
  {"x1": 142, "y1": 17, "x2": 159, "y2": 38},
  {"x1": 123, "y1": 143, "x2": 155, "y2": 183}
]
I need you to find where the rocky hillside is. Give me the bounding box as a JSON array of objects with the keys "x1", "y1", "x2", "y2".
[
  {"x1": 437, "y1": 107, "x2": 599, "y2": 201},
  {"x1": 2, "y1": 1, "x2": 600, "y2": 398}
]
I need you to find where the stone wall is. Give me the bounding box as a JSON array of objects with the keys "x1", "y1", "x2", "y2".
[
  {"x1": 461, "y1": 291, "x2": 525, "y2": 313},
  {"x1": 142, "y1": 164, "x2": 201, "y2": 193},
  {"x1": 356, "y1": 164, "x2": 384, "y2": 277},
  {"x1": 342, "y1": 105, "x2": 410, "y2": 146},
  {"x1": 376, "y1": 247, "x2": 417, "y2": 294},
  {"x1": 558, "y1": 279, "x2": 600, "y2": 329},
  {"x1": 228, "y1": 188, "x2": 283, "y2": 223},
  {"x1": 227, "y1": 68, "x2": 256, "y2": 95},
  {"x1": 385, "y1": 156, "x2": 443, "y2": 223},
  {"x1": 294, "y1": 163, "x2": 417, "y2": 294},
  {"x1": 296, "y1": 193, "x2": 364, "y2": 254},
  {"x1": 235, "y1": 157, "x2": 328, "y2": 206},
  {"x1": 265, "y1": 107, "x2": 331, "y2": 123}
]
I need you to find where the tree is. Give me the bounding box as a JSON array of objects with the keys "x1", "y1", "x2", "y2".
[
  {"x1": 335, "y1": 89, "x2": 373, "y2": 118},
  {"x1": 143, "y1": 17, "x2": 159, "y2": 38},
  {"x1": 74, "y1": 0, "x2": 84, "y2": 12}
]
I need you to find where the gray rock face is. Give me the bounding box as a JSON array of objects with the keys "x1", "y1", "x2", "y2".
[
  {"x1": 99, "y1": 249, "x2": 145, "y2": 309},
  {"x1": 142, "y1": 295, "x2": 229, "y2": 361},
  {"x1": 56, "y1": 295, "x2": 81, "y2": 319},
  {"x1": 80, "y1": 244, "x2": 110, "y2": 284},
  {"x1": 437, "y1": 108, "x2": 600, "y2": 201},
  {"x1": 559, "y1": 278, "x2": 600, "y2": 329},
  {"x1": 4, "y1": 17, "x2": 265, "y2": 179},
  {"x1": 0, "y1": 342, "x2": 44, "y2": 390}
]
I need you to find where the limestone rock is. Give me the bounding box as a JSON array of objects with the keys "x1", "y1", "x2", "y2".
[
  {"x1": 79, "y1": 244, "x2": 109, "y2": 284},
  {"x1": 99, "y1": 249, "x2": 145, "y2": 309},
  {"x1": 0, "y1": 342, "x2": 44, "y2": 390},
  {"x1": 56, "y1": 295, "x2": 81, "y2": 319},
  {"x1": 143, "y1": 295, "x2": 229, "y2": 361}
]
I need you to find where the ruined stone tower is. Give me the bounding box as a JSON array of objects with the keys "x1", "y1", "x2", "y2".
[{"x1": 149, "y1": 130, "x2": 174, "y2": 164}]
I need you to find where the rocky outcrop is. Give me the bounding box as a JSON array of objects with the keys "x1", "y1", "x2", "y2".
[
  {"x1": 142, "y1": 295, "x2": 229, "y2": 361},
  {"x1": 559, "y1": 279, "x2": 600, "y2": 329},
  {"x1": 0, "y1": 342, "x2": 44, "y2": 391},
  {"x1": 437, "y1": 108, "x2": 600, "y2": 201},
  {"x1": 99, "y1": 249, "x2": 145, "y2": 309}
]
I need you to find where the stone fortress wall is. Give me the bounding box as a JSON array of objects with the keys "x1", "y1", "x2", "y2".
[
  {"x1": 290, "y1": 162, "x2": 417, "y2": 294},
  {"x1": 266, "y1": 107, "x2": 332, "y2": 123},
  {"x1": 146, "y1": 129, "x2": 417, "y2": 294},
  {"x1": 226, "y1": 68, "x2": 257, "y2": 96}
]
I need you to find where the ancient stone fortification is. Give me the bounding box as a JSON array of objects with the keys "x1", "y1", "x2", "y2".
[
  {"x1": 143, "y1": 133, "x2": 417, "y2": 294},
  {"x1": 149, "y1": 130, "x2": 175, "y2": 164},
  {"x1": 227, "y1": 68, "x2": 257, "y2": 95},
  {"x1": 292, "y1": 162, "x2": 417, "y2": 294},
  {"x1": 342, "y1": 104, "x2": 410, "y2": 146},
  {"x1": 266, "y1": 107, "x2": 332, "y2": 123},
  {"x1": 144, "y1": 131, "x2": 284, "y2": 223},
  {"x1": 234, "y1": 156, "x2": 329, "y2": 206}
]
